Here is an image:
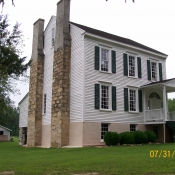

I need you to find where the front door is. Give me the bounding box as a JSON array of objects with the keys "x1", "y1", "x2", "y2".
[{"x1": 151, "y1": 99, "x2": 161, "y2": 110}]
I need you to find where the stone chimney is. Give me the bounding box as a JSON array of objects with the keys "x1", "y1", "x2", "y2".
[
  {"x1": 27, "y1": 19, "x2": 45, "y2": 147},
  {"x1": 51, "y1": 0, "x2": 71, "y2": 147}
]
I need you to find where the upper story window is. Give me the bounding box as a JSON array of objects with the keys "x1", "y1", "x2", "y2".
[
  {"x1": 151, "y1": 62, "x2": 157, "y2": 81},
  {"x1": 101, "y1": 48, "x2": 109, "y2": 72},
  {"x1": 147, "y1": 60, "x2": 163, "y2": 81},
  {"x1": 95, "y1": 46, "x2": 116, "y2": 74},
  {"x1": 128, "y1": 55, "x2": 136, "y2": 77},
  {"x1": 52, "y1": 28, "x2": 55, "y2": 47},
  {"x1": 123, "y1": 53, "x2": 142, "y2": 78}
]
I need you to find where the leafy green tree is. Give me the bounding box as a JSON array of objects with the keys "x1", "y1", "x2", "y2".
[
  {"x1": 0, "y1": 14, "x2": 31, "y2": 111},
  {"x1": 0, "y1": 106, "x2": 19, "y2": 136},
  {"x1": 168, "y1": 98, "x2": 175, "y2": 112}
]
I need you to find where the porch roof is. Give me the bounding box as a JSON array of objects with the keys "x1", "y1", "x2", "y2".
[{"x1": 140, "y1": 78, "x2": 175, "y2": 93}]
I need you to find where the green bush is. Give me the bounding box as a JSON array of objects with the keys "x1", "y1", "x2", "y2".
[
  {"x1": 145, "y1": 130, "x2": 157, "y2": 143},
  {"x1": 133, "y1": 130, "x2": 147, "y2": 144},
  {"x1": 119, "y1": 132, "x2": 134, "y2": 144},
  {"x1": 104, "y1": 132, "x2": 120, "y2": 146}
]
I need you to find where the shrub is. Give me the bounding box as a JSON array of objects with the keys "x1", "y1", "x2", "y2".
[
  {"x1": 133, "y1": 130, "x2": 147, "y2": 144},
  {"x1": 145, "y1": 130, "x2": 157, "y2": 143},
  {"x1": 119, "y1": 132, "x2": 134, "y2": 145},
  {"x1": 10, "y1": 137, "x2": 14, "y2": 142},
  {"x1": 104, "y1": 132, "x2": 120, "y2": 146}
]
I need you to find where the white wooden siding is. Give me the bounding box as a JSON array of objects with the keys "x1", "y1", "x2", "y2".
[
  {"x1": 19, "y1": 94, "x2": 28, "y2": 127},
  {"x1": 69, "y1": 24, "x2": 85, "y2": 122},
  {"x1": 84, "y1": 37, "x2": 166, "y2": 124},
  {"x1": 42, "y1": 16, "x2": 56, "y2": 125}
]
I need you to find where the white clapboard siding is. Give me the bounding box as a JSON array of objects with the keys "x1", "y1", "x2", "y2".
[
  {"x1": 84, "y1": 37, "x2": 166, "y2": 123},
  {"x1": 69, "y1": 24, "x2": 85, "y2": 122},
  {"x1": 19, "y1": 94, "x2": 29, "y2": 127},
  {"x1": 42, "y1": 16, "x2": 56, "y2": 125}
]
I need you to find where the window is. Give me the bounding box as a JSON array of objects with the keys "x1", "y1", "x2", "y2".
[
  {"x1": 151, "y1": 62, "x2": 157, "y2": 81},
  {"x1": 0, "y1": 131, "x2": 3, "y2": 135},
  {"x1": 101, "y1": 85, "x2": 109, "y2": 109},
  {"x1": 99, "y1": 83, "x2": 112, "y2": 110},
  {"x1": 123, "y1": 53, "x2": 140, "y2": 78},
  {"x1": 130, "y1": 125, "x2": 136, "y2": 132},
  {"x1": 43, "y1": 94, "x2": 46, "y2": 114},
  {"x1": 95, "y1": 83, "x2": 116, "y2": 111},
  {"x1": 101, "y1": 48, "x2": 109, "y2": 72},
  {"x1": 124, "y1": 88, "x2": 142, "y2": 112},
  {"x1": 52, "y1": 28, "x2": 55, "y2": 47},
  {"x1": 101, "y1": 123, "x2": 108, "y2": 140},
  {"x1": 128, "y1": 55, "x2": 135, "y2": 77},
  {"x1": 129, "y1": 89, "x2": 137, "y2": 112}
]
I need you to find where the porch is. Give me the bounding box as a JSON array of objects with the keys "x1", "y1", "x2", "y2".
[{"x1": 140, "y1": 78, "x2": 175, "y2": 122}]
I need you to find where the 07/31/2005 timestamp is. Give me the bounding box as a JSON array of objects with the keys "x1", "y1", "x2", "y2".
[{"x1": 150, "y1": 150, "x2": 175, "y2": 158}]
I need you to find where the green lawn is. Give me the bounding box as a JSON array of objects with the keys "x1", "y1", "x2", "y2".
[{"x1": 0, "y1": 138, "x2": 175, "y2": 175}]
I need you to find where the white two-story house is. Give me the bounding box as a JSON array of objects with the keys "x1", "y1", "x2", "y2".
[{"x1": 19, "y1": 1, "x2": 175, "y2": 147}]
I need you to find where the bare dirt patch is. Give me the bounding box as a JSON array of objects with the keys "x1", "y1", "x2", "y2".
[
  {"x1": 0, "y1": 172, "x2": 15, "y2": 175},
  {"x1": 73, "y1": 173, "x2": 100, "y2": 175}
]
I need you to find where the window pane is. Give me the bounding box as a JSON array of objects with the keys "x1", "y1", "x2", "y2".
[
  {"x1": 151, "y1": 62, "x2": 157, "y2": 81},
  {"x1": 130, "y1": 124, "x2": 136, "y2": 132},
  {"x1": 101, "y1": 86, "x2": 109, "y2": 109},
  {"x1": 129, "y1": 56, "x2": 135, "y2": 77},
  {"x1": 129, "y1": 89, "x2": 136, "y2": 111},
  {"x1": 101, "y1": 123, "x2": 108, "y2": 140},
  {"x1": 101, "y1": 49, "x2": 109, "y2": 72}
]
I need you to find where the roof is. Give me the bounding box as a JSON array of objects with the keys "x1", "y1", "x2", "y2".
[
  {"x1": 70, "y1": 22, "x2": 167, "y2": 57},
  {"x1": 140, "y1": 78, "x2": 175, "y2": 88},
  {"x1": 18, "y1": 92, "x2": 29, "y2": 105},
  {"x1": 0, "y1": 125, "x2": 12, "y2": 131}
]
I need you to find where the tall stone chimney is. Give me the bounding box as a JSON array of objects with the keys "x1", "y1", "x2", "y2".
[
  {"x1": 51, "y1": 0, "x2": 71, "y2": 147},
  {"x1": 27, "y1": 19, "x2": 45, "y2": 147}
]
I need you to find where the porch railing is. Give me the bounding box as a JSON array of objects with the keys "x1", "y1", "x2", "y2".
[
  {"x1": 168, "y1": 111, "x2": 175, "y2": 121},
  {"x1": 145, "y1": 109, "x2": 164, "y2": 121}
]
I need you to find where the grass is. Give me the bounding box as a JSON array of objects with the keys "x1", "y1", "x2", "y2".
[{"x1": 0, "y1": 138, "x2": 175, "y2": 175}]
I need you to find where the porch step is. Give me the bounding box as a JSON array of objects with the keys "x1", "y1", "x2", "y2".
[{"x1": 166, "y1": 121, "x2": 175, "y2": 131}]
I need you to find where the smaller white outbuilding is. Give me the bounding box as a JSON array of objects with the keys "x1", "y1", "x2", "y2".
[{"x1": 0, "y1": 125, "x2": 12, "y2": 141}]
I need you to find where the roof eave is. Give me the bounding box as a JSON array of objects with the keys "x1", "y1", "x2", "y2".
[{"x1": 84, "y1": 32, "x2": 167, "y2": 59}]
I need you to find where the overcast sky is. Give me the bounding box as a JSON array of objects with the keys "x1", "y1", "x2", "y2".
[{"x1": 3, "y1": 0, "x2": 175, "y2": 106}]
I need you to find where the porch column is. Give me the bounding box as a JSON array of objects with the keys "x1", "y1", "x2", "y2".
[
  {"x1": 163, "y1": 86, "x2": 167, "y2": 121},
  {"x1": 163, "y1": 123, "x2": 165, "y2": 143}
]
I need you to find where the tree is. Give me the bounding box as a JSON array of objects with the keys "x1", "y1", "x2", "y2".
[
  {"x1": 0, "y1": 14, "x2": 31, "y2": 111},
  {"x1": 0, "y1": 105, "x2": 19, "y2": 136},
  {"x1": 168, "y1": 98, "x2": 175, "y2": 112}
]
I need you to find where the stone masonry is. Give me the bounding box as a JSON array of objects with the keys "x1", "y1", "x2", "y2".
[
  {"x1": 51, "y1": 0, "x2": 71, "y2": 147},
  {"x1": 27, "y1": 19, "x2": 44, "y2": 147}
]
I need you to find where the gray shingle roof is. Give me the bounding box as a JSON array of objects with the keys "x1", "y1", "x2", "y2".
[{"x1": 70, "y1": 22, "x2": 167, "y2": 56}]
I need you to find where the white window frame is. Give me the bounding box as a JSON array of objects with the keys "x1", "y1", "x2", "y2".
[
  {"x1": 99, "y1": 82, "x2": 112, "y2": 111},
  {"x1": 43, "y1": 94, "x2": 46, "y2": 114},
  {"x1": 101, "y1": 123, "x2": 109, "y2": 141},
  {"x1": 150, "y1": 60, "x2": 159, "y2": 82},
  {"x1": 128, "y1": 87, "x2": 138, "y2": 113},
  {"x1": 100, "y1": 46, "x2": 111, "y2": 73},
  {"x1": 128, "y1": 54, "x2": 137, "y2": 78},
  {"x1": 130, "y1": 124, "x2": 137, "y2": 132}
]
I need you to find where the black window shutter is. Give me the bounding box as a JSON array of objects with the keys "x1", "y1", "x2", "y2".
[
  {"x1": 147, "y1": 60, "x2": 151, "y2": 80},
  {"x1": 124, "y1": 88, "x2": 128, "y2": 111},
  {"x1": 95, "y1": 84, "x2": 100, "y2": 109},
  {"x1": 112, "y1": 50, "x2": 116, "y2": 73},
  {"x1": 123, "y1": 53, "x2": 128, "y2": 76},
  {"x1": 159, "y1": 63, "x2": 163, "y2": 81},
  {"x1": 138, "y1": 90, "x2": 143, "y2": 112},
  {"x1": 95, "y1": 46, "x2": 100, "y2": 70},
  {"x1": 137, "y1": 57, "x2": 142, "y2": 78},
  {"x1": 112, "y1": 86, "x2": 116, "y2": 111}
]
